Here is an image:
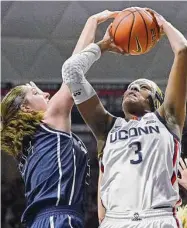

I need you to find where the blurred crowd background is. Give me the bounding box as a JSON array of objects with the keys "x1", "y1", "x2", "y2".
[{"x1": 1, "y1": 1, "x2": 187, "y2": 228}]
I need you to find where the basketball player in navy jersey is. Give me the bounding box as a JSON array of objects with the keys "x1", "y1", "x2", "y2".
[
  {"x1": 62, "y1": 8, "x2": 187, "y2": 228},
  {"x1": 1, "y1": 10, "x2": 120, "y2": 228}
]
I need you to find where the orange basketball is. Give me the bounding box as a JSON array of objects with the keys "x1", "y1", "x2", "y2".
[{"x1": 111, "y1": 7, "x2": 160, "y2": 55}]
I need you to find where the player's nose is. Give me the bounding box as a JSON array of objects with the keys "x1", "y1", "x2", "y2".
[
  {"x1": 129, "y1": 84, "x2": 140, "y2": 92},
  {"x1": 43, "y1": 92, "x2": 50, "y2": 100}
]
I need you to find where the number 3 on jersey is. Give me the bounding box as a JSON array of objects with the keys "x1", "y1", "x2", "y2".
[{"x1": 129, "y1": 141, "x2": 143, "y2": 164}]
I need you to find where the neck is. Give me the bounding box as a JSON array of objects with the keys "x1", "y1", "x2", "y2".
[
  {"x1": 124, "y1": 113, "x2": 140, "y2": 120},
  {"x1": 124, "y1": 110, "x2": 151, "y2": 120}
]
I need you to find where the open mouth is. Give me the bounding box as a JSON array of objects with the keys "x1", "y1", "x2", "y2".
[{"x1": 128, "y1": 91, "x2": 138, "y2": 97}]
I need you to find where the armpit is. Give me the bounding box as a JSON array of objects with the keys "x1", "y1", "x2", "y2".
[{"x1": 163, "y1": 109, "x2": 181, "y2": 140}]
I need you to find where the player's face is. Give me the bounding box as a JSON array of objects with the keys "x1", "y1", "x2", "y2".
[
  {"x1": 23, "y1": 84, "x2": 50, "y2": 112},
  {"x1": 122, "y1": 83, "x2": 152, "y2": 115}
]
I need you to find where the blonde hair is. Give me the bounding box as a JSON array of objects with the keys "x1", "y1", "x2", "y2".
[
  {"x1": 177, "y1": 205, "x2": 187, "y2": 228},
  {"x1": 1, "y1": 86, "x2": 43, "y2": 158}
]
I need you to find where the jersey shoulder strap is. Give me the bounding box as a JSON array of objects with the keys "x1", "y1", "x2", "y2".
[
  {"x1": 98, "y1": 116, "x2": 125, "y2": 159},
  {"x1": 109, "y1": 117, "x2": 126, "y2": 133}
]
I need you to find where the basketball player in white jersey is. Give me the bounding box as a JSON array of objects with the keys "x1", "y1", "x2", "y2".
[{"x1": 62, "y1": 8, "x2": 187, "y2": 228}]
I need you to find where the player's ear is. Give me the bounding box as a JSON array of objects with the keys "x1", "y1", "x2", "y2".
[{"x1": 20, "y1": 103, "x2": 33, "y2": 113}]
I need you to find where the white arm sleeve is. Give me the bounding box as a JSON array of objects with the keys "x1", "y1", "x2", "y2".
[{"x1": 62, "y1": 43, "x2": 101, "y2": 104}]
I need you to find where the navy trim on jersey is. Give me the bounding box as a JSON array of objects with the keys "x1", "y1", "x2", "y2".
[
  {"x1": 154, "y1": 111, "x2": 180, "y2": 142},
  {"x1": 99, "y1": 116, "x2": 117, "y2": 161},
  {"x1": 106, "y1": 116, "x2": 117, "y2": 135}
]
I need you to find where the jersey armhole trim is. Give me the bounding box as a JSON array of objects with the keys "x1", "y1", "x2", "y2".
[
  {"x1": 98, "y1": 116, "x2": 117, "y2": 160},
  {"x1": 154, "y1": 111, "x2": 180, "y2": 142},
  {"x1": 106, "y1": 116, "x2": 117, "y2": 136},
  {"x1": 40, "y1": 124, "x2": 71, "y2": 138},
  {"x1": 99, "y1": 159, "x2": 104, "y2": 173}
]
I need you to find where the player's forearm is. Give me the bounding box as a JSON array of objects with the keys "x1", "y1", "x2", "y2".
[
  {"x1": 61, "y1": 17, "x2": 98, "y2": 104},
  {"x1": 61, "y1": 17, "x2": 100, "y2": 107},
  {"x1": 62, "y1": 43, "x2": 100, "y2": 104},
  {"x1": 62, "y1": 43, "x2": 101, "y2": 78},
  {"x1": 63, "y1": 39, "x2": 109, "y2": 75},
  {"x1": 163, "y1": 21, "x2": 187, "y2": 54},
  {"x1": 62, "y1": 39, "x2": 111, "y2": 105},
  {"x1": 72, "y1": 17, "x2": 98, "y2": 55}
]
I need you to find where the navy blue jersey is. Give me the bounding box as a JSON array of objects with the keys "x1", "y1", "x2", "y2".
[{"x1": 18, "y1": 124, "x2": 89, "y2": 224}]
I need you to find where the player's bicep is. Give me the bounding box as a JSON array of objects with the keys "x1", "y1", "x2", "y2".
[
  {"x1": 77, "y1": 95, "x2": 115, "y2": 140},
  {"x1": 47, "y1": 84, "x2": 73, "y2": 116},
  {"x1": 44, "y1": 84, "x2": 74, "y2": 132},
  {"x1": 158, "y1": 51, "x2": 187, "y2": 137},
  {"x1": 157, "y1": 105, "x2": 181, "y2": 139}
]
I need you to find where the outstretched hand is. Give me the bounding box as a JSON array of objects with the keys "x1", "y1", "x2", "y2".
[
  {"x1": 144, "y1": 8, "x2": 166, "y2": 36},
  {"x1": 91, "y1": 10, "x2": 120, "y2": 24},
  {"x1": 178, "y1": 157, "x2": 187, "y2": 190}
]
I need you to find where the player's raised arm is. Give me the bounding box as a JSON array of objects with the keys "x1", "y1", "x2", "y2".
[
  {"x1": 45, "y1": 11, "x2": 120, "y2": 133},
  {"x1": 73, "y1": 10, "x2": 120, "y2": 55},
  {"x1": 149, "y1": 9, "x2": 187, "y2": 139},
  {"x1": 62, "y1": 24, "x2": 124, "y2": 140}
]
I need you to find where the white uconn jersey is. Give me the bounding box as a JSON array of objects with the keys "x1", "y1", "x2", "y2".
[{"x1": 100, "y1": 112, "x2": 181, "y2": 212}]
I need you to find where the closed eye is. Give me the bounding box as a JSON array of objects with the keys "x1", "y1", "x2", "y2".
[
  {"x1": 141, "y1": 85, "x2": 151, "y2": 91},
  {"x1": 32, "y1": 88, "x2": 39, "y2": 95}
]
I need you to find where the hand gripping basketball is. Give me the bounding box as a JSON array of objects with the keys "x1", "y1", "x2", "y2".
[
  {"x1": 144, "y1": 8, "x2": 166, "y2": 36},
  {"x1": 111, "y1": 7, "x2": 162, "y2": 55},
  {"x1": 90, "y1": 10, "x2": 120, "y2": 24}
]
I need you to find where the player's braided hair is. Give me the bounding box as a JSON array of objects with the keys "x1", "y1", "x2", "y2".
[{"x1": 1, "y1": 86, "x2": 43, "y2": 158}]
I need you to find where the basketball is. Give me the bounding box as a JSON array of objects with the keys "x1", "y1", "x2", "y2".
[{"x1": 111, "y1": 7, "x2": 160, "y2": 55}]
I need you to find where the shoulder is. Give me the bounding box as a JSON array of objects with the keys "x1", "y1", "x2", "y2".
[
  {"x1": 153, "y1": 111, "x2": 181, "y2": 141},
  {"x1": 97, "y1": 116, "x2": 122, "y2": 159},
  {"x1": 109, "y1": 117, "x2": 126, "y2": 132}
]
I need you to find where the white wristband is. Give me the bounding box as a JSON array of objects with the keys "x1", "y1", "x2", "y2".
[{"x1": 69, "y1": 78, "x2": 96, "y2": 105}]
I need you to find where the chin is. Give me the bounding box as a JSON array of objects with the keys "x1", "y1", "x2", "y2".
[
  {"x1": 123, "y1": 99, "x2": 139, "y2": 107},
  {"x1": 122, "y1": 101, "x2": 145, "y2": 116}
]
